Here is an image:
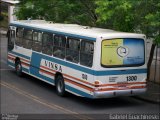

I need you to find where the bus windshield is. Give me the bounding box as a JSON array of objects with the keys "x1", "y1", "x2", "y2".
[{"x1": 101, "y1": 38, "x2": 145, "y2": 67}]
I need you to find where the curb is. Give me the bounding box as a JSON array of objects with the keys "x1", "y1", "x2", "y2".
[
  {"x1": 133, "y1": 96, "x2": 160, "y2": 104},
  {"x1": 0, "y1": 30, "x2": 7, "y2": 35},
  {"x1": 0, "y1": 27, "x2": 7, "y2": 35}
]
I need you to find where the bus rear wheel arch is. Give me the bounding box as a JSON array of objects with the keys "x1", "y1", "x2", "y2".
[{"x1": 55, "y1": 73, "x2": 66, "y2": 97}]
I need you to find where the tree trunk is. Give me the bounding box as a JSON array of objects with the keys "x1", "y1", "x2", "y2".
[
  {"x1": 147, "y1": 43, "x2": 156, "y2": 81},
  {"x1": 0, "y1": 1, "x2": 1, "y2": 17}
]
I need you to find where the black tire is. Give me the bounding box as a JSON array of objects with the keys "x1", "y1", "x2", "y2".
[
  {"x1": 15, "y1": 60, "x2": 23, "y2": 76},
  {"x1": 55, "y1": 75, "x2": 65, "y2": 96}
]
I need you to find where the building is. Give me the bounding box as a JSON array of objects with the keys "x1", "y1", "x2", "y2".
[{"x1": 1, "y1": 0, "x2": 19, "y2": 23}]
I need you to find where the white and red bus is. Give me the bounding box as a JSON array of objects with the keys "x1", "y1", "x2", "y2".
[{"x1": 7, "y1": 20, "x2": 147, "y2": 98}]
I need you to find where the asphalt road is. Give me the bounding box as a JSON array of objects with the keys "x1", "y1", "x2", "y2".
[{"x1": 1, "y1": 35, "x2": 159, "y2": 120}]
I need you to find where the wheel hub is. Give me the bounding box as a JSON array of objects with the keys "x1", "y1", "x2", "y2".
[{"x1": 58, "y1": 80, "x2": 63, "y2": 93}]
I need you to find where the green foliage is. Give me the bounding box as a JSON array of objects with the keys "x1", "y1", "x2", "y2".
[
  {"x1": 0, "y1": 15, "x2": 4, "y2": 21},
  {"x1": 95, "y1": 0, "x2": 134, "y2": 32},
  {"x1": 15, "y1": 0, "x2": 97, "y2": 26},
  {"x1": 134, "y1": 0, "x2": 160, "y2": 45},
  {"x1": 0, "y1": 12, "x2": 8, "y2": 27},
  {"x1": 95, "y1": 0, "x2": 160, "y2": 45},
  {"x1": 15, "y1": 0, "x2": 160, "y2": 45}
]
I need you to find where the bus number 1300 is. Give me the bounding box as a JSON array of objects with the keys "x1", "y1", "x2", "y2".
[{"x1": 126, "y1": 76, "x2": 137, "y2": 81}]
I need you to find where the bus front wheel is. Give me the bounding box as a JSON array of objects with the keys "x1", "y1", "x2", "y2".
[
  {"x1": 15, "y1": 60, "x2": 23, "y2": 76},
  {"x1": 55, "y1": 75, "x2": 65, "y2": 96}
]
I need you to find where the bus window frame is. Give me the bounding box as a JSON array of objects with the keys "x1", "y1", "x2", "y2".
[
  {"x1": 32, "y1": 30, "x2": 43, "y2": 52},
  {"x1": 42, "y1": 32, "x2": 53, "y2": 56},
  {"x1": 66, "y1": 37, "x2": 80, "y2": 63},
  {"x1": 80, "y1": 39, "x2": 94, "y2": 68},
  {"x1": 23, "y1": 29, "x2": 33, "y2": 49},
  {"x1": 53, "y1": 34, "x2": 66, "y2": 59},
  {"x1": 15, "y1": 27, "x2": 24, "y2": 46},
  {"x1": 23, "y1": 29, "x2": 33, "y2": 40}
]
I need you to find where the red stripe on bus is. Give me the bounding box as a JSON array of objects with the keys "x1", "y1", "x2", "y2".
[
  {"x1": 8, "y1": 56, "x2": 14, "y2": 61},
  {"x1": 64, "y1": 74, "x2": 95, "y2": 87},
  {"x1": 41, "y1": 66, "x2": 146, "y2": 91},
  {"x1": 65, "y1": 79, "x2": 94, "y2": 92},
  {"x1": 99, "y1": 82, "x2": 146, "y2": 87},
  {"x1": 8, "y1": 54, "x2": 30, "y2": 63},
  {"x1": 40, "y1": 67, "x2": 94, "y2": 91},
  {"x1": 97, "y1": 85, "x2": 146, "y2": 92},
  {"x1": 21, "y1": 62, "x2": 30, "y2": 67},
  {"x1": 8, "y1": 56, "x2": 30, "y2": 67},
  {"x1": 40, "y1": 65, "x2": 95, "y2": 87},
  {"x1": 21, "y1": 58, "x2": 30, "y2": 63},
  {"x1": 129, "y1": 85, "x2": 146, "y2": 89},
  {"x1": 40, "y1": 66, "x2": 56, "y2": 73},
  {"x1": 40, "y1": 67, "x2": 147, "y2": 92},
  {"x1": 40, "y1": 66, "x2": 146, "y2": 89},
  {"x1": 39, "y1": 69, "x2": 55, "y2": 76},
  {"x1": 40, "y1": 68, "x2": 94, "y2": 92}
]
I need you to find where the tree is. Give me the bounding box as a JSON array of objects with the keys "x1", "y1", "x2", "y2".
[
  {"x1": 95, "y1": 0, "x2": 135, "y2": 32},
  {"x1": 136, "y1": 0, "x2": 160, "y2": 80},
  {"x1": 95, "y1": 0, "x2": 160, "y2": 81},
  {"x1": 15, "y1": 0, "x2": 97, "y2": 26},
  {"x1": 0, "y1": 1, "x2": 4, "y2": 21}
]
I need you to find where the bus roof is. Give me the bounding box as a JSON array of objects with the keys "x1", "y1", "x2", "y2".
[{"x1": 10, "y1": 20, "x2": 145, "y2": 40}]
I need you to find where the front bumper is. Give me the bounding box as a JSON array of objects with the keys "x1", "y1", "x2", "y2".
[{"x1": 93, "y1": 88, "x2": 147, "y2": 98}]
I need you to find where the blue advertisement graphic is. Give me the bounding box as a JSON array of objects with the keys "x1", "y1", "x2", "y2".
[{"x1": 123, "y1": 38, "x2": 144, "y2": 65}]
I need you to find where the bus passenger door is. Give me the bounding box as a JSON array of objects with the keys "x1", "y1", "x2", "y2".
[{"x1": 7, "y1": 29, "x2": 15, "y2": 51}]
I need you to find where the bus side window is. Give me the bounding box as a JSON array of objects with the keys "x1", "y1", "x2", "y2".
[
  {"x1": 42, "y1": 33, "x2": 53, "y2": 55},
  {"x1": 66, "y1": 37, "x2": 80, "y2": 63},
  {"x1": 15, "y1": 28, "x2": 23, "y2": 46},
  {"x1": 23, "y1": 29, "x2": 33, "y2": 49},
  {"x1": 32, "y1": 31, "x2": 42, "y2": 52},
  {"x1": 53, "y1": 35, "x2": 66, "y2": 59},
  {"x1": 80, "y1": 40, "x2": 94, "y2": 67}
]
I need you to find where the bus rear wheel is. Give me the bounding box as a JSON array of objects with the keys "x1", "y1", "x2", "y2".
[
  {"x1": 15, "y1": 60, "x2": 23, "y2": 76},
  {"x1": 55, "y1": 75, "x2": 65, "y2": 96}
]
